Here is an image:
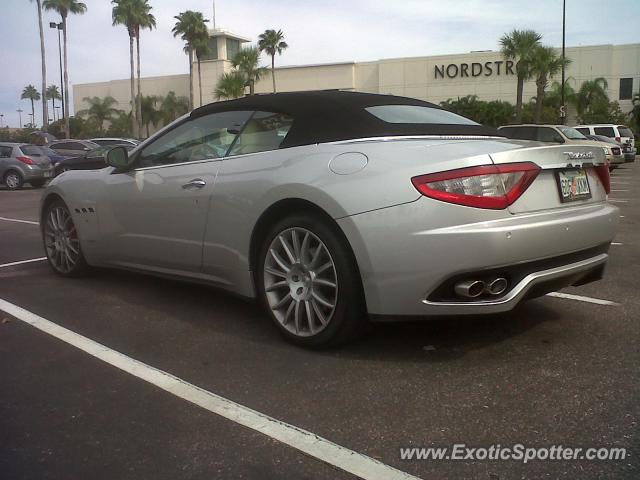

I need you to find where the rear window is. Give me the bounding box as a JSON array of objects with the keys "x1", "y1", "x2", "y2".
[
  {"x1": 618, "y1": 126, "x2": 633, "y2": 138},
  {"x1": 366, "y1": 105, "x2": 478, "y2": 125},
  {"x1": 558, "y1": 126, "x2": 586, "y2": 140},
  {"x1": 575, "y1": 127, "x2": 590, "y2": 135},
  {"x1": 500, "y1": 126, "x2": 536, "y2": 140},
  {"x1": 20, "y1": 145, "x2": 44, "y2": 156},
  {"x1": 594, "y1": 127, "x2": 615, "y2": 137}
]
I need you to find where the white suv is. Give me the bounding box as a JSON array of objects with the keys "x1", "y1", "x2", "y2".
[{"x1": 574, "y1": 124, "x2": 636, "y2": 162}]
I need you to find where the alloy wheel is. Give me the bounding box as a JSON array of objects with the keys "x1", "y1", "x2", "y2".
[
  {"x1": 5, "y1": 173, "x2": 20, "y2": 189},
  {"x1": 263, "y1": 227, "x2": 338, "y2": 337},
  {"x1": 44, "y1": 206, "x2": 81, "y2": 274}
]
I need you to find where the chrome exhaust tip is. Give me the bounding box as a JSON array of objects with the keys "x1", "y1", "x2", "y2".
[
  {"x1": 487, "y1": 278, "x2": 508, "y2": 296},
  {"x1": 454, "y1": 280, "x2": 486, "y2": 298}
]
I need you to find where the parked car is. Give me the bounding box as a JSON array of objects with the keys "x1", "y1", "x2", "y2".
[
  {"x1": 36, "y1": 146, "x2": 68, "y2": 166},
  {"x1": 90, "y1": 137, "x2": 140, "y2": 147},
  {"x1": 54, "y1": 144, "x2": 134, "y2": 176},
  {"x1": 498, "y1": 124, "x2": 621, "y2": 167},
  {"x1": 574, "y1": 124, "x2": 636, "y2": 162},
  {"x1": 40, "y1": 91, "x2": 618, "y2": 346},
  {"x1": 49, "y1": 139, "x2": 100, "y2": 157},
  {"x1": 0, "y1": 142, "x2": 54, "y2": 190},
  {"x1": 585, "y1": 135, "x2": 625, "y2": 168}
]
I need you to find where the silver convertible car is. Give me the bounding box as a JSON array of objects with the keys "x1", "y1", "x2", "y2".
[{"x1": 40, "y1": 91, "x2": 618, "y2": 346}]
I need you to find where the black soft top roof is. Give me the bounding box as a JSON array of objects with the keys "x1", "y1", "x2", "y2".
[{"x1": 191, "y1": 90, "x2": 503, "y2": 148}]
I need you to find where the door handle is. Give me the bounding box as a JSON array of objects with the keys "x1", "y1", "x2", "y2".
[{"x1": 182, "y1": 179, "x2": 206, "y2": 189}]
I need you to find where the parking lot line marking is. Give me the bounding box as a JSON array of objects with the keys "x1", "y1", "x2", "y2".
[
  {"x1": 0, "y1": 299, "x2": 421, "y2": 480},
  {"x1": 611, "y1": 189, "x2": 629, "y2": 192},
  {"x1": 608, "y1": 199, "x2": 628, "y2": 203},
  {"x1": 612, "y1": 242, "x2": 623, "y2": 246},
  {"x1": 0, "y1": 257, "x2": 47, "y2": 268},
  {"x1": 0, "y1": 216, "x2": 39, "y2": 225},
  {"x1": 547, "y1": 292, "x2": 619, "y2": 306}
]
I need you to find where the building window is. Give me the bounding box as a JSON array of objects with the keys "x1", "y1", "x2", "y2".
[
  {"x1": 619, "y1": 78, "x2": 633, "y2": 100},
  {"x1": 226, "y1": 39, "x2": 240, "y2": 61},
  {"x1": 199, "y1": 38, "x2": 218, "y2": 61}
]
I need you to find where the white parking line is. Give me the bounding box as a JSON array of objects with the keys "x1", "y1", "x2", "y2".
[
  {"x1": 611, "y1": 189, "x2": 629, "y2": 192},
  {"x1": 612, "y1": 242, "x2": 623, "y2": 246},
  {"x1": 0, "y1": 216, "x2": 39, "y2": 225},
  {"x1": 608, "y1": 199, "x2": 628, "y2": 203},
  {"x1": 0, "y1": 257, "x2": 47, "y2": 268},
  {"x1": 0, "y1": 299, "x2": 420, "y2": 480},
  {"x1": 547, "y1": 292, "x2": 619, "y2": 306}
]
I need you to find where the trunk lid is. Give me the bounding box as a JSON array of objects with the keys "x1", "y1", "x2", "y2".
[{"x1": 489, "y1": 142, "x2": 608, "y2": 214}]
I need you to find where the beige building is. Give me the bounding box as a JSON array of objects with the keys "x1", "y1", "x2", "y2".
[{"x1": 73, "y1": 29, "x2": 640, "y2": 133}]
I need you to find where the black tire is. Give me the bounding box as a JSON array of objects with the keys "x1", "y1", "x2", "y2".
[
  {"x1": 257, "y1": 212, "x2": 366, "y2": 348},
  {"x1": 42, "y1": 199, "x2": 89, "y2": 277},
  {"x1": 3, "y1": 170, "x2": 24, "y2": 190},
  {"x1": 30, "y1": 179, "x2": 46, "y2": 188}
]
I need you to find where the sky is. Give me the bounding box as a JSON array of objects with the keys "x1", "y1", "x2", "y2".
[{"x1": 1, "y1": 0, "x2": 639, "y2": 128}]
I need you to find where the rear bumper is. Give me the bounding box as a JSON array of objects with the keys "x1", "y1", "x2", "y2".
[
  {"x1": 338, "y1": 198, "x2": 619, "y2": 316},
  {"x1": 623, "y1": 151, "x2": 636, "y2": 162},
  {"x1": 22, "y1": 166, "x2": 54, "y2": 181}
]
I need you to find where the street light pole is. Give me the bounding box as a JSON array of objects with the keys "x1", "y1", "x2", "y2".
[
  {"x1": 560, "y1": 0, "x2": 566, "y2": 125},
  {"x1": 50, "y1": 22, "x2": 65, "y2": 120},
  {"x1": 17, "y1": 109, "x2": 23, "y2": 128},
  {"x1": 0, "y1": 114, "x2": 4, "y2": 128}
]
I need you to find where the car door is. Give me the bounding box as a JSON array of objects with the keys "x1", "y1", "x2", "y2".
[{"x1": 97, "y1": 110, "x2": 253, "y2": 275}]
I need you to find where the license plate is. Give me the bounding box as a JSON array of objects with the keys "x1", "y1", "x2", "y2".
[{"x1": 556, "y1": 169, "x2": 591, "y2": 202}]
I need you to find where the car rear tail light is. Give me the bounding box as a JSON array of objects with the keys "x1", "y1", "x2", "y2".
[
  {"x1": 615, "y1": 136, "x2": 621, "y2": 143},
  {"x1": 16, "y1": 156, "x2": 34, "y2": 165},
  {"x1": 411, "y1": 162, "x2": 541, "y2": 209},
  {"x1": 594, "y1": 164, "x2": 611, "y2": 194}
]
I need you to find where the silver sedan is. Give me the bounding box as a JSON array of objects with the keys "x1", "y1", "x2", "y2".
[{"x1": 40, "y1": 91, "x2": 619, "y2": 346}]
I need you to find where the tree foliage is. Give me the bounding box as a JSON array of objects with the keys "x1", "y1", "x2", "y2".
[{"x1": 258, "y1": 29, "x2": 288, "y2": 92}]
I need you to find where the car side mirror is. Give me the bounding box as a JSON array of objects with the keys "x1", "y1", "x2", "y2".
[{"x1": 106, "y1": 146, "x2": 130, "y2": 169}]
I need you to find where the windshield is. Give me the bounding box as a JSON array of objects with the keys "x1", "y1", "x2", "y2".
[
  {"x1": 366, "y1": 105, "x2": 478, "y2": 125},
  {"x1": 558, "y1": 126, "x2": 587, "y2": 140}
]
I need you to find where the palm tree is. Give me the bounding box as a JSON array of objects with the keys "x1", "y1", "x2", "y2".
[
  {"x1": 500, "y1": 29, "x2": 542, "y2": 122},
  {"x1": 21, "y1": 85, "x2": 41, "y2": 128},
  {"x1": 159, "y1": 91, "x2": 189, "y2": 126},
  {"x1": 529, "y1": 46, "x2": 571, "y2": 123},
  {"x1": 76, "y1": 96, "x2": 121, "y2": 134},
  {"x1": 31, "y1": 0, "x2": 49, "y2": 131},
  {"x1": 133, "y1": 1, "x2": 155, "y2": 138},
  {"x1": 258, "y1": 29, "x2": 288, "y2": 93},
  {"x1": 232, "y1": 46, "x2": 267, "y2": 95},
  {"x1": 45, "y1": 85, "x2": 62, "y2": 122},
  {"x1": 576, "y1": 77, "x2": 609, "y2": 121},
  {"x1": 140, "y1": 95, "x2": 160, "y2": 137},
  {"x1": 112, "y1": 0, "x2": 139, "y2": 138},
  {"x1": 172, "y1": 10, "x2": 209, "y2": 110},
  {"x1": 214, "y1": 71, "x2": 246, "y2": 100},
  {"x1": 193, "y1": 33, "x2": 211, "y2": 107},
  {"x1": 112, "y1": 0, "x2": 155, "y2": 139},
  {"x1": 43, "y1": 0, "x2": 87, "y2": 139}
]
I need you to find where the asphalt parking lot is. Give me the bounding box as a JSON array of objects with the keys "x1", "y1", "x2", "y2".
[{"x1": 1, "y1": 163, "x2": 639, "y2": 480}]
